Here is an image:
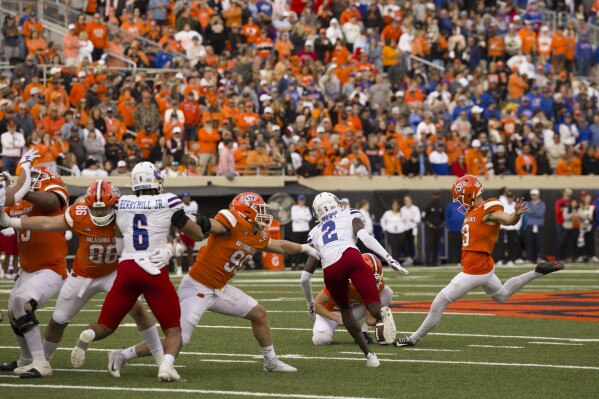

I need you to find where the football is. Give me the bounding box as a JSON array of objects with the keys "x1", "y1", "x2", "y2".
[{"x1": 375, "y1": 322, "x2": 389, "y2": 345}]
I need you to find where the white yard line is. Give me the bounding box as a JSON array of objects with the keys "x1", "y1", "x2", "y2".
[
  {"x1": 528, "y1": 342, "x2": 584, "y2": 346},
  {"x1": 468, "y1": 345, "x2": 525, "y2": 349},
  {"x1": 0, "y1": 384, "x2": 383, "y2": 399}
]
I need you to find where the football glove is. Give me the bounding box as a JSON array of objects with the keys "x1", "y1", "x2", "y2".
[
  {"x1": 149, "y1": 244, "x2": 174, "y2": 268},
  {"x1": 0, "y1": 227, "x2": 15, "y2": 236},
  {"x1": 307, "y1": 302, "x2": 315, "y2": 321},
  {"x1": 19, "y1": 148, "x2": 40, "y2": 166},
  {"x1": 386, "y1": 254, "x2": 409, "y2": 275}
]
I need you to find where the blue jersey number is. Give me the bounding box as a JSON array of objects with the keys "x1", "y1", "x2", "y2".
[
  {"x1": 321, "y1": 221, "x2": 338, "y2": 244},
  {"x1": 133, "y1": 214, "x2": 149, "y2": 250}
]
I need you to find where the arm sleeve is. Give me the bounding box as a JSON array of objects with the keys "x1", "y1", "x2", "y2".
[
  {"x1": 357, "y1": 229, "x2": 390, "y2": 259},
  {"x1": 300, "y1": 270, "x2": 314, "y2": 303},
  {"x1": 12, "y1": 162, "x2": 32, "y2": 203}
]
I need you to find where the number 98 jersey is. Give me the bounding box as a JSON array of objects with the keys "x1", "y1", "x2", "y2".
[
  {"x1": 308, "y1": 208, "x2": 364, "y2": 269},
  {"x1": 116, "y1": 193, "x2": 184, "y2": 259},
  {"x1": 64, "y1": 204, "x2": 118, "y2": 278}
]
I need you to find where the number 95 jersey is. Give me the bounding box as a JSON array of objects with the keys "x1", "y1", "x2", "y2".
[
  {"x1": 64, "y1": 204, "x2": 118, "y2": 278},
  {"x1": 189, "y1": 209, "x2": 271, "y2": 290},
  {"x1": 308, "y1": 208, "x2": 364, "y2": 269}
]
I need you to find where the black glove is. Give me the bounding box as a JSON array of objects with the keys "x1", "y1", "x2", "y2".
[{"x1": 195, "y1": 213, "x2": 212, "y2": 234}]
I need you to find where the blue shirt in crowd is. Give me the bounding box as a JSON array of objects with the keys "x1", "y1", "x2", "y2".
[{"x1": 445, "y1": 202, "x2": 465, "y2": 233}]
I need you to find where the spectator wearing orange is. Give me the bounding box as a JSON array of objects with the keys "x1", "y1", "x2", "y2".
[
  {"x1": 551, "y1": 26, "x2": 568, "y2": 72},
  {"x1": 382, "y1": 40, "x2": 398, "y2": 71},
  {"x1": 236, "y1": 102, "x2": 260, "y2": 132},
  {"x1": 32, "y1": 132, "x2": 66, "y2": 169},
  {"x1": 274, "y1": 33, "x2": 294, "y2": 60},
  {"x1": 233, "y1": 139, "x2": 250, "y2": 172},
  {"x1": 487, "y1": 29, "x2": 505, "y2": 61},
  {"x1": 519, "y1": 21, "x2": 537, "y2": 55},
  {"x1": 69, "y1": 72, "x2": 88, "y2": 107},
  {"x1": 23, "y1": 76, "x2": 45, "y2": 101},
  {"x1": 381, "y1": 144, "x2": 402, "y2": 176},
  {"x1": 86, "y1": 13, "x2": 109, "y2": 61},
  {"x1": 340, "y1": 5, "x2": 361, "y2": 25},
  {"x1": 63, "y1": 23, "x2": 82, "y2": 67},
  {"x1": 246, "y1": 141, "x2": 272, "y2": 175},
  {"x1": 256, "y1": 32, "x2": 274, "y2": 59},
  {"x1": 23, "y1": 15, "x2": 43, "y2": 38},
  {"x1": 25, "y1": 31, "x2": 46, "y2": 56},
  {"x1": 347, "y1": 143, "x2": 372, "y2": 177},
  {"x1": 412, "y1": 30, "x2": 430, "y2": 58},
  {"x1": 508, "y1": 70, "x2": 529, "y2": 100},
  {"x1": 198, "y1": 116, "x2": 221, "y2": 175},
  {"x1": 223, "y1": 0, "x2": 242, "y2": 28},
  {"x1": 135, "y1": 126, "x2": 159, "y2": 160},
  {"x1": 178, "y1": 91, "x2": 201, "y2": 141},
  {"x1": 556, "y1": 151, "x2": 582, "y2": 176},
  {"x1": 195, "y1": 1, "x2": 215, "y2": 30},
  {"x1": 515, "y1": 144, "x2": 538, "y2": 175},
  {"x1": 464, "y1": 139, "x2": 487, "y2": 176},
  {"x1": 242, "y1": 17, "x2": 261, "y2": 44},
  {"x1": 381, "y1": 19, "x2": 402, "y2": 43},
  {"x1": 537, "y1": 26, "x2": 552, "y2": 57},
  {"x1": 117, "y1": 95, "x2": 136, "y2": 130},
  {"x1": 42, "y1": 108, "x2": 65, "y2": 138}
]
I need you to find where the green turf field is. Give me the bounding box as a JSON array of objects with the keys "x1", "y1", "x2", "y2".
[{"x1": 1, "y1": 264, "x2": 598, "y2": 399}]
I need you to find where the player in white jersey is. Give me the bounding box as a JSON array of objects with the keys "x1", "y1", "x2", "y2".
[
  {"x1": 71, "y1": 162, "x2": 209, "y2": 382},
  {"x1": 301, "y1": 192, "x2": 409, "y2": 367},
  {"x1": 176, "y1": 192, "x2": 199, "y2": 274}
]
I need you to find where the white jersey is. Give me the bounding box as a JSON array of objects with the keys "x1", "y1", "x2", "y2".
[
  {"x1": 182, "y1": 200, "x2": 198, "y2": 216},
  {"x1": 117, "y1": 193, "x2": 183, "y2": 259},
  {"x1": 308, "y1": 208, "x2": 365, "y2": 269}
]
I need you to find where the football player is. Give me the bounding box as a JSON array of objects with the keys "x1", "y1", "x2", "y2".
[
  {"x1": 312, "y1": 253, "x2": 394, "y2": 346},
  {"x1": 111, "y1": 192, "x2": 320, "y2": 374},
  {"x1": 71, "y1": 162, "x2": 208, "y2": 382},
  {"x1": 301, "y1": 192, "x2": 408, "y2": 368},
  {"x1": 395, "y1": 175, "x2": 564, "y2": 347},
  {"x1": 0, "y1": 180, "x2": 164, "y2": 375},
  {"x1": 0, "y1": 152, "x2": 72, "y2": 379}
]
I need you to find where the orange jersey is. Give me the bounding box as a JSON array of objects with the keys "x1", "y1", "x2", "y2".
[
  {"x1": 189, "y1": 209, "x2": 271, "y2": 289},
  {"x1": 64, "y1": 204, "x2": 118, "y2": 279},
  {"x1": 461, "y1": 198, "x2": 503, "y2": 275},
  {"x1": 5, "y1": 179, "x2": 68, "y2": 278},
  {"x1": 321, "y1": 278, "x2": 386, "y2": 312}
]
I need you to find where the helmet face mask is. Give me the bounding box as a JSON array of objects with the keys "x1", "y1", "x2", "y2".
[
  {"x1": 230, "y1": 192, "x2": 272, "y2": 230},
  {"x1": 452, "y1": 175, "x2": 483, "y2": 215},
  {"x1": 85, "y1": 179, "x2": 120, "y2": 226},
  {"x1": 30, "y1": 166, "x2": 58, "y2": 191},
  {"x1": 362, "y1": 253, "x2": 383, "y2": 290}
]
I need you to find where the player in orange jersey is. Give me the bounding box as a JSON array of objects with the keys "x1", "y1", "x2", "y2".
[
  {"x1": 112, "y1": 192, "x2": 320, "y2": 374},
  {"x1": 312, "y1": 253, "x2": 394, "y2": 346},
  {"x1": 395, "y1": 175, "x2": 564, "y2": 347},
  {"x1": 0, "y1": 153, "x2": 73, "y2": 378},
  {"x1": 0, "y1": 180, "x2": 163, "y2": 377}
]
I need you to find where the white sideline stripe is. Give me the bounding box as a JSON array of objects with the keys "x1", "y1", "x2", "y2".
[
  {"x1": 528, "y1": 342, "x2": 584, "y2": 346},
  {"x1": 404, "y1": 348, "x2": 462, "y2": 352},
  {"x1": 0, "y1": 384, "x2": 382, "y2": 399},
  {"x1": 468, "y1": 345, "x2": 524, "y2": 349},
  {"x1": 0, "y1": 325, "x2": 597, "y2": 342}
]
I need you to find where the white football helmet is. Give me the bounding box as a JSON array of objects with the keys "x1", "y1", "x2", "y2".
[
  {"x1": 312, "y1": 192, "x2": 342, "y2": 222},
  {"x1": 131, "y1": 162, "x2": 163, "y2": 192}
]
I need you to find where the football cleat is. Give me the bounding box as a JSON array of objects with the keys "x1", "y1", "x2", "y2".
[
  {"x1": 379, "y1": 306, "x2": 397, "y2": 344},
  {"x1": 366, "y1": 352, "x2": 380, "y2": 367},
  {"x1": 263, "y1": 357, "x2": 297, "y2": 372},
  {"x1": 0, "y1": 360, "x2": 19, "y2": 371},
  {"x1": 393, "y1": 337, "x2": 416, "y2": 347},
  {"x1": 71, "y1": 330, "x2": 94, "y2": 368},
  {"x1": 157, "y1": 363, "x2": 180, "y2": 382},
  {"x1": 363, "y1": 332, "x2": 375, "y2": 345},
  {"x1": 19, "y1": 360, "x2": 52, "y2": 378},
  {"x1": 108, "y1": 350, "x2": 127, "y2": 378},
  {"x1": 535, "y1": 261, "x2": 565, "y2": 275}
]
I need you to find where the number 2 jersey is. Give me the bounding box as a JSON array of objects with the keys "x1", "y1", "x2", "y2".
[
  {"x1": 116, "y1": 193, "x2": 184, "y2": 260},
  {"x1": 189, "y1": 209, "x2": 271, "y2": 289},
  {"x1": 4, "y1": 177, "x2": 68, "y2": 278},
  {"x1": 461, "y1": 198, "x2": 503, "y2": 275},
  {"x1": 64, "y1": 204, "x2": 117, "y2": 278},
  {"x1": 308, "y1": 208, "x2": 366, "y2": 269}
]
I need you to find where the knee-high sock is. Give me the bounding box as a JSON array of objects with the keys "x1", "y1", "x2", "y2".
[
  {"x1": 410, "y1": 291, "x2": 452, "y2": 342},
  {"x1": 493, "y1": 271, "x2": 541, "y2": 303},
  {"x1": 23, "y1": 326, "x2": 45, "y2": 361},
  {"x1": 16, "y1": 335, "x2": 32, "y2": 362},
  {"x1": 139, "y1": 326, "x2": 164, "y2": 365},
  {"x1": 43, "y1": 339, "x2": 60, "y2": 361}
]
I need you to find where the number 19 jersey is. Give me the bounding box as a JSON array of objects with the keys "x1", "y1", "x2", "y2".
[
  {"x1": 116, "y1": 193, "x2": 183, "y2": 259},
  {"x1": 308, "y1": 208, "x2": 364, "y2": 269}
]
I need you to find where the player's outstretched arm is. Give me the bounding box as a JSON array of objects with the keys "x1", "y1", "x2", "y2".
[
  {"x1": 486, "y1": 197, "x2": 528, "y2": 226},
  {"x1": 314, "y1": 290, "x2": 343, "y2": 325},
  {"x1": 353, "y1": 217, "x2": 409, "y2": 275},
  {"x1": 0, "y1": 213, "x2": 67, "y2": 232},
  {"x1": 2, "y1": 149, "x2": 40, "y2": 207},
  {"x1": 265, "y1": 239, "x2": 320, "y2": 259},
  {"x1": 301, "y1": 256, "x2": 319, "y2": 320}
]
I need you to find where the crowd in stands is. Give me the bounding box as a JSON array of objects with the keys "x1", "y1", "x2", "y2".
[{"x1": 1, "y1": 0, "x2": 599, "y2": 178}]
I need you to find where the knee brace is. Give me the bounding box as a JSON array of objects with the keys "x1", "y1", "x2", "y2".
[
  {"x1": 15, "y1": 299, "x2": 39, "y2": 334},
  {"x1": 312, "y1": 333, "x2": 333, "y2": 346},
  {"x1": 8, "y1": 311, "x2": 23, "y2": 337}
]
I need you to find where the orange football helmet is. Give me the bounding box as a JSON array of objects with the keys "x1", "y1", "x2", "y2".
[
  {"x1": 452, "y1": 175, "x2": 484, "y2": 215},
  {"x1": 30, "y1": 165, "x2": 63, "y2": 191},
  {"x1": 84, "y1": 179, "x2": 120, "y2": 226},
  {"x1": 230, "y1": 192, "x2": 273, "y2": 228},
  {"x1": 361, "y1": 252, "x2": 384, "y2": 289}
]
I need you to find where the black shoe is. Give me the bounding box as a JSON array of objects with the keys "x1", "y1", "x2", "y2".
[
  {"x1": 19, "y1": 369, "x2": 42, "y2": 379},
  {"x1": 535, "y1": 261, "x2": 565, "y2": 275},
  {"x1": 363, "y1": 332, "x2": 374, "y2": 344},
  {"x1": 393, "y1": 337, "x2": 415, "y2": 347},
  {"x1": 0, "y1": 361, "x2": 17, "y2": 371}
]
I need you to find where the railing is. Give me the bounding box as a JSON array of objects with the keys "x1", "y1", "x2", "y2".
[{"x1": 409, "y1": 55, "x2": 445, "y2": 72}]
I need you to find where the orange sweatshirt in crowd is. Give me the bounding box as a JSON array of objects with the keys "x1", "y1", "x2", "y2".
[
  {"x1": 86, "y1": 21, "x2": 108, "y2": 49},
  {"x1": 465, "y1": 149, "x2": 487, "y2": 176}
]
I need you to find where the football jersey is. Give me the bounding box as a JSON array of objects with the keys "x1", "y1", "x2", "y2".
[
  {"x1": 321, "y1": 276, "x2": 386, "y2": 312},
  {"x1": 64, "y1": 204, "x2": 118, "y2": 279},
  {"x1": 189, "y1": 209, "x2": 271, "y2": 289},
  {"x1": 461, "y1": 198, "x2": 503, "y2": 275},
  {"x1": 308, "y1": 208, "x2": 365, "y2": 269},
  {"x1": 116, "y1": 193, "x2": 183, "y2": 260},
  {"x1": 4, "y1": 178, "x2": 69, "y2": 278}
]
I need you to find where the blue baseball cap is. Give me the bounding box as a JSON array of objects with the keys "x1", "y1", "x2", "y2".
[
  {"x1": 180, "y1": 192, "x2": 191, "y2": 198},
  {"x1": 298, "y1": 194, "x2": 306, "y2": 200}
]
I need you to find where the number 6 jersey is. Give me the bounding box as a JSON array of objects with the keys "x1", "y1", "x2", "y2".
[
  {"x1": 189, "y1": 209, "x2": 271, "y2": 290},
  {"x1": 64, "y1": 204, "x2": 118, "y2": 278},
  {"x1": 307, "y1": 208, "x2": 365, "y2": 269}
]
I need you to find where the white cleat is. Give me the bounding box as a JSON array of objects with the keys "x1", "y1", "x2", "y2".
[
  {"x1": 379, "y1": 306, "x2": 397, "y2": 344},
  {"x1": 366, "y1": 352, "x2": 380, "y2": 367},
  {"x1": 263, "y1": 357, "x2": 297, "y2": 372},
  {"x1": 11, "y1": 358, "x2": 33, "y2": 375},
  {"x1": 71, "y1": 330, "x2": 94, "y2": 368},
  {"x1": 18, "y1": 360, "x2": 52, "y2": 378},
  {"x1": 108, "y1": 350, "x2": 127, "y2": 377},
  {"x1": 158, "y1": 363, "x2": 180, "y2": 382}
]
